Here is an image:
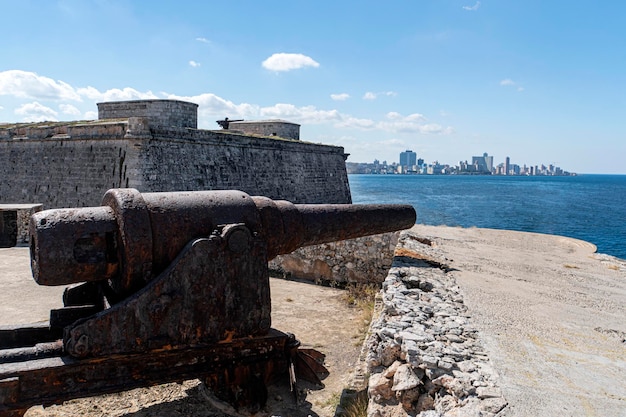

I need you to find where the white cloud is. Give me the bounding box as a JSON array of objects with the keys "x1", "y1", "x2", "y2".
[
  {"x1": 261, "y1": 104, "x2": 342, "y2": 124},
  {"x1": 363, "y1": 91, "x2": 397, "y2": 100},
  {"x1": 59, "y1": 103, "x2": 81, "y2": 116},
  {"x1": 0, "y1": 69, "x2": 450, "y2": 137},
  {"x1": 0, "y1": 70, "x2": 81, "y2": 101},
  {"x1": 189, "y1": 60, "x2": 201, "y2": 68},
  {"x1": 167, "y1": 92, "x2": 261, "y2": 124},
  {"x1": 335, "y1": 116, "x2": 377, "y2": 130},
  {"x1": 171, "y1": 92, "x2": 453, "y2": 135},
  {"x1": 377, "y1": 112, "x2": 452, "y2": 135},
  {"x1": 462, "y1": 1, "x2": 481, "y2": 11},
  {"x1": 330, "y1": 93, "x2": 350, "y2": 101},
  {"x1": 84, "y1": 110, "x2": 98, "y2": 120},
  {"x1": 404, "y1": 113, "x2": 426, "y2": 122},
  {"x1": 500, "y1": 78, "x2": 524, "y2": 92},
  {"x1": 195, "y1": 37, "x2": 210, "y2": 43},
  {"x1": 14, "y1": 101, "x2": 58, "y2": 122},
  {"x1": 262, "y1": 53, "x2": 320, "y2": 72},
  {"x1": 170, "y1": 92, "x2": 344, "y2": 127},
  {"x1": 75, "y1": 86, "x2": 103, "y2": 100},
  {"x1": 76, "y1": 86, "x2": 159, "y2": 102}
]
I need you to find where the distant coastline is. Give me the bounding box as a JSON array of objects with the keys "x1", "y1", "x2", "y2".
[{"x1": 346, "y1": 161, "x2": 576, "y2": 176}]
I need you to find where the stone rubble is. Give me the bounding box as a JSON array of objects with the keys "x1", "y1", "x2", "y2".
[{"x1": 364, "y1": 230, "x2": 507, "y2": 416}]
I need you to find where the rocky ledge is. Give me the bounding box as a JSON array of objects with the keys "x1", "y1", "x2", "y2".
[{"x1": 364, "y1": 230, "x2": 507, "y2": 416}]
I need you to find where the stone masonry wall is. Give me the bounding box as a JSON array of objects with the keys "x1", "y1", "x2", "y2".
[
  {"x1": 229, "y1": 120, "x2": 300, "y2": 140},
  {"x1": 0, "y1": 118, "x2": 350, "y2": 209},
  {"x1": 0, "y1": 122, "x2": 141, "y2": 208},
  {"x1": 139, "y1": 127, "x2": 350, "y2": 204},
  {"x1": 269, "y1": 232, "x2": 400, "y2": 284},
  {"x1": 97, "y1": 100, "x2": 198, "y2": 129}
]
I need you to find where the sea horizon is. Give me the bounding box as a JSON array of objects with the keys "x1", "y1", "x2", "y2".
[{"x1": 348, "y1": 173, "x2": 626, "y2": 261}]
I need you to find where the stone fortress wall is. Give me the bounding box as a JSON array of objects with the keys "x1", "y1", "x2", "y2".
[
  {"x1": 269, "y1": 231, "x2": 400, "y2": 285},
  {"x1": 0, "y1": 99, "x2": 350, "y2": 209}
]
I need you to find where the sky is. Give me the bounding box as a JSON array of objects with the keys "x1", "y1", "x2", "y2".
[{"x1": 1, "y1": 1, "x2": 625, "y2": 174}]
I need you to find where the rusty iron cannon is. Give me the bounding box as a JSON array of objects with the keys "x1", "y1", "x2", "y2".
[{"x1": 0, "y1": 188, "x2": 416, "y2": 416}]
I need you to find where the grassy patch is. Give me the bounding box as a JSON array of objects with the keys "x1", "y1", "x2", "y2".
[
  {"x1": 341, "y1": 283, "x2": 380, "y2": 345},
  {"x1": 340, "y1": 390, "x2": 369, "y2": 417},
  {"x1": 341, "y1": 283, "x2": 379, "y2": 311},
  {"x1": 317, "y1": 391, "x2": 342, "y2": 409}
]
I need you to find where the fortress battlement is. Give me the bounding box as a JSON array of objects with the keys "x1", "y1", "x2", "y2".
[{"x1": 0, "y1": 100, "x2": 351, "y2": 209}]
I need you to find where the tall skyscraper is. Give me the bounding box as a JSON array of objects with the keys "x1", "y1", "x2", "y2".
[
  {"x1": 400, "y1": 150, "x2": 417, "y2": 169},
  {"x1": 505, "y1": 156, "x2": 510, "y2": 176},
  {"x1": 471, "y1": 152, "x2": 493, "y2": 173}
]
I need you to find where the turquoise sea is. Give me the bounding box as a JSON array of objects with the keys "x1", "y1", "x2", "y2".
[{"x1": 348, "y1": 174, "x2": 626, "y2": 260}]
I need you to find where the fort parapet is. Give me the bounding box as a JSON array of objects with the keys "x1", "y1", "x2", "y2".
[
  {"x1": 97, "y1": 99, "x2": 198, "y2": 129},
  {"x1": 0, "y1": 100, "x2": 351, "y2": 209},
  {"x1": 229, "y1": 119, "x2": 300, "y2": 140}
]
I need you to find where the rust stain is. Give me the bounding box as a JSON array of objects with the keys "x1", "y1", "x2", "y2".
[
  {"x1": 394, "y1": 247, "x2": 427, "y2": 259},
  {"x1": 220, "y1": 329, "x2": 236, "y2": 343}
]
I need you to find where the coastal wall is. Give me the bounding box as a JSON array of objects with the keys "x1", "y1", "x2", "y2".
[
  {"x1": 269, "y1": 232, "x2": 400, "y2": 285},
  {"x1": 0, "y1": 103, "x2": 351, "y2": 209}
]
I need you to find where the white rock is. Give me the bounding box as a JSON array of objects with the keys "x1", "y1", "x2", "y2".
[
  {"x1": 392, "y1": 363, "x2": 422, "y2": 391},
  {"x1": 476, "y1": 386, "x2": 503, "y2": 399}
]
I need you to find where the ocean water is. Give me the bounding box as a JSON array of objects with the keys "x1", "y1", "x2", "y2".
[{"x1": 348, "y1": 174, "x2": 626, "y2": 260}]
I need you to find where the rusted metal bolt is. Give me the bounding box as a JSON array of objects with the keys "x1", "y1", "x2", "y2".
[
  {"x1": 223, "y1": 224, "x2": 251, "y2": 253},
  {"x1": 258, "y1": 318, "x2": 271, "y2": 332},
  {"x1": 71, "y1": 334, "x2": 90, "y2": 358}
]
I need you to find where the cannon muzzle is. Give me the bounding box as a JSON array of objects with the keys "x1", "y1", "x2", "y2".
[{"x1": 30, "y1": 189, "x2": 415, "y2": 292}]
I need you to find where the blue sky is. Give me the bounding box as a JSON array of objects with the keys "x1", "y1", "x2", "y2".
[{"x1": 1, "y1": 1, "x2": 625, "y2": 174}]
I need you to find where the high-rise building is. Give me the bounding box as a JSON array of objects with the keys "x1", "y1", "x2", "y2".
[
  {"x1": 471, "y1": 152, "x2": 494, "y2": 174},
  {"x1": 399, "y1": 150, "x2": 417, "y2": 169},
  {"x1": 505, "y1": 156, "x2": 510, "y2": 176}
]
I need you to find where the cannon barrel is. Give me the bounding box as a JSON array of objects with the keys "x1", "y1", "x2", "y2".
[{"x1": 30, "y1": 189, "x2": 416, "y2": 291}]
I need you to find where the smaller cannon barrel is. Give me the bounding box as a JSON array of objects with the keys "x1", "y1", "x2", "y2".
[{"x1": 30, "y1": 189, "x2": 416, "y2": 292}]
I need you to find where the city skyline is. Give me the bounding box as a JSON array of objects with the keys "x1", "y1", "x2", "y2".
[
  {"x1": 349, "y1": 150, "x2": 575, "y2": 176},
  {"x1": 1, "y1": 2, "x2": 625, "y2": 174}
]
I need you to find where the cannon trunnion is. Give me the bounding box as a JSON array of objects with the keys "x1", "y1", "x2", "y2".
[{"x1": 0, "y1": 189, "x2": 416, "y2": 416}]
